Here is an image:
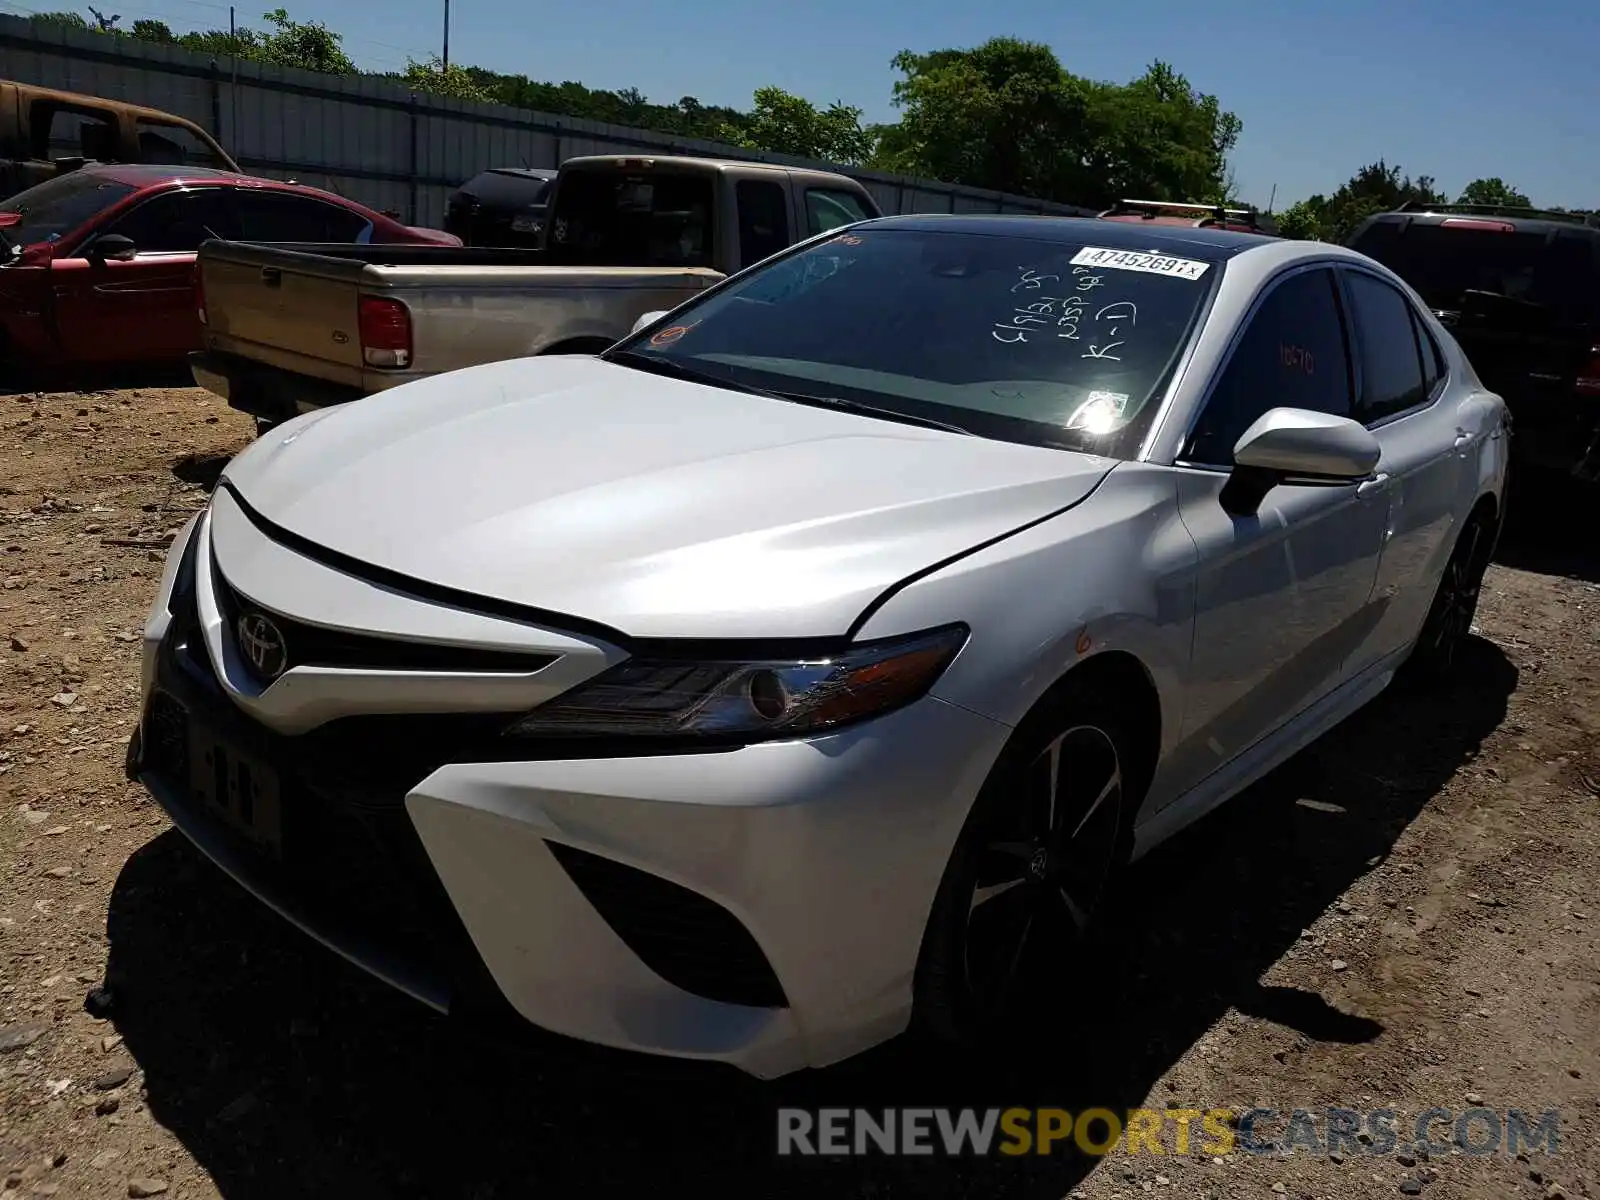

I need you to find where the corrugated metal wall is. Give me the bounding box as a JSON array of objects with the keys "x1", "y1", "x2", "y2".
[{"x1": 0, "y1": 14, "x2": 1100, "y2": 228}]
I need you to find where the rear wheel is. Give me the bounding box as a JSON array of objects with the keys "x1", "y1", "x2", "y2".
[
  {"x1": 1403, "y1": 509, "x2": 1492, "y2": 684},
  {"x1": 914, "y1": 682, "x2": 1138, "y2": 1050}
]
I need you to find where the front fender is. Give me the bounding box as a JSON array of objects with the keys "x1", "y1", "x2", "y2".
[{"x1": 853, "y1": 462, "x2": 1196, "y2": 768}]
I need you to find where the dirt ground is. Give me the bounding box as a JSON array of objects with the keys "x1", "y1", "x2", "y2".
[{"x1": 0, "y1": 385, "x2": 1597, "y2": 1200}]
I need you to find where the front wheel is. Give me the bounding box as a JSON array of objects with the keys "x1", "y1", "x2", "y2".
[{"x1": 914, "y1": 684, "x2": 1137, "y2": 1050}]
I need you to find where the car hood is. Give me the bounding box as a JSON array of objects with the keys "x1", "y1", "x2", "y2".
[{"x1": 219, "y1": 356, "x2": 1116, "y2": 640}]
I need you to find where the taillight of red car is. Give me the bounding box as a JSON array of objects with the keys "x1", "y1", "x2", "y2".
[{"x1": 357, "y1": 295, "x2": 411, "y2": 368}]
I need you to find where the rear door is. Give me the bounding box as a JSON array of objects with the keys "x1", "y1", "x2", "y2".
[
  {"x1": 49, "y1": 185, "x2": 234, "y2": 362},
  {"x1": 1336, "y1": 265, "x2": 1467, "y2": 676}
]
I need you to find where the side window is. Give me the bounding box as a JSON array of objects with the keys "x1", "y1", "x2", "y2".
[
  {"x1": 1184, "y1": 268, "x2": 1353, "y2": 467},
  {"x1": 233, "y1": 191, "x2": 372, "y2": 243},
  {"x1": 1345, "y1": 270, "x2": 1428, "y2": 424},
  {"x1": 133, "y1": 119, "x2": 227, "y2": 169},
  {"x1": 735, "y1": 180, "x2": 790, "y2": 269},
  {"x1": 805, "y1": 188, "x2": 871, "y2": 235},
  {"x1": 1411, "y1": 308, "x2": 1446, "y2": 397},
  {"x1": 101, "y1": 188, "x2": 233, "y2": 253},
  {"x1": 30, "y1": 103, "x2": 119, "y2": 163}
]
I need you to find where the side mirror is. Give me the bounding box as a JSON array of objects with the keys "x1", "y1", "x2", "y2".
[
  {"x1": 88, "y1": 234, "x2": 137, "y2": 263},
  {"x1": 631, "y1": 310, "x2": 669, "y2": 336},
  {"x1": 1221, "y1": 407, "x2": 1381, "y2": 516}
]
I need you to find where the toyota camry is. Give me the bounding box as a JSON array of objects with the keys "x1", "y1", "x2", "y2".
[{"x1": 128, "y1": 215, "x2": 1509, "y2": 1078}]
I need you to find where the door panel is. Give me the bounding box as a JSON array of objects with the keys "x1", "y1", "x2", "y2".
[
  {"x1": 1340, "y1": 268, "x2": 1468, "y2": 673},
  {"x1": 1162, "y1": 265, "x2": 1388, "y2": 800},
  {"x1": 49, "y1": 186, "x2": 234, "y2": 363}
]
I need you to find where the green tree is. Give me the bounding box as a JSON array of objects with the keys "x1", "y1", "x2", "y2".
[
  {"x1": 129, "y1": 18, "x2": 175, "y2": 41},
  {"x1": 1279, "y1": 161, "x2": 1445, "y2": 244},
  {"x1": 37, "y1": 10, "x2": 90, "y2": 27},
  {"x1": 874, "y1": 38, "x2": 1090, "y2": 199},
  {"x1": 254, "y1": 7, "x2": 353, "y2": 74},
  {"x1": 403, "y1": 56, "x2": 492, "y2": 103},
  {"x1": 1458, "y1": 177, "x2": 1532, "y2": 208},
  {"x1": 1078, "y1": 60, "x2": 1242, "y2": 207},
  {"x1": 721, "y1": 85, "x2": 873, "y2": 164}
]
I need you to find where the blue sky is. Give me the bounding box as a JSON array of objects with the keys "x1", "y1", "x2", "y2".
[{"x1": 21, "y1": 0, "x2": 1600, "y2": 209}]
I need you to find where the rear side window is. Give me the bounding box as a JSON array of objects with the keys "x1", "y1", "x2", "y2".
[
  {"x1": 735, "y1": 179, "x2": 789, "y2": 269},
  {"x1": 1412, "y1": 309, "x2": 1446, "y2": 396},
  {"x1": 233, "y1": 191, "x2": 373, "y2": 242},
  {"x1": 1185, "y1": 268, "x2": 1352, "y2": 466},
  {"x1": 544, "y1": 169, "x2": 715, "y2": 268},
  {"x1": 1344, "y1": 270, "x2": 1428, "y2": 423},
  {"x1": 805, "y1": 188, "x2": 871, "y2": 235},
  {"x1": 29, "y1": 102, "x2": 118, "y2": 162},
  {"x1": 133, "y1": 119, "x2": 228, "y2": 169}
]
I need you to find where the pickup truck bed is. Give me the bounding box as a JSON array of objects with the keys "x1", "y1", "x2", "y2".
[{"x1": 192, "y1": 239, "x2": 722, "y2": 423}]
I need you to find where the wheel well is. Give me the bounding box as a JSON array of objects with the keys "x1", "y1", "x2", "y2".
[
  {"x1": 1030, "y1": 650, "x2": 1162, "y2": 803},
  {"x1": 1467, "y1": 493, "x2": 1500, "y2": 570},
  {"x1": 539, "y1": 336, "x2": 616, "y2": 356}
]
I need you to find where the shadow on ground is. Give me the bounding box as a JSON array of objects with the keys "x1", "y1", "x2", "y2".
[
  {"x1": 0, "y1": 362, "x2": 194, "y2": 398},
  {"x1": 1492, "y1": 467, "x2": 1600, "y2": 584},
  {"x1": 103, "y1": 637, "x2": 1516, "y2": 1200}
]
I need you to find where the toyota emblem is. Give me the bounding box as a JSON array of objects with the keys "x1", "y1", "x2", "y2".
[{"x1": 236, "y1": 612, "x2": 288, "y2": 681}]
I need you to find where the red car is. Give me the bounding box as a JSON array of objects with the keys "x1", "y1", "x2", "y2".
[{"x1": 0, "y1": 164, "x2": 458, "y2": 375}]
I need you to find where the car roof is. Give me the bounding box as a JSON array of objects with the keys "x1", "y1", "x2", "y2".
[
  {"x1": 87, "y1": 163, "x2": 256, "y2": 187},
  {"x1": 854, "y1": 213, "x2": 1280, "y2": 260},
  {"x1": 78, "y1": 163, "x2": 385, "y2": 217},
  {"x1": 1354, "y1": 207, "x2": 1600, "y2": 239}
]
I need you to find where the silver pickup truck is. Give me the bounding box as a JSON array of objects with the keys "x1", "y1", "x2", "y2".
[{"x1": 189, "y1": 154, "x2": 882, "y2": 430}]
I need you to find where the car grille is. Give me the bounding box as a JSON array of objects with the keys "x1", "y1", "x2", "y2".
[
  {"x1": 211, "y1": 564, "x2": 558, "y2": 681},
  {"x1": 544, "y1": 841, "x2": 788, "y2": 1009}
]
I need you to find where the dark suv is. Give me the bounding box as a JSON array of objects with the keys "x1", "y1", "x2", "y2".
[
  {"x1": 1346, "y1": 203, "x2": 1600, "y2": 481},
  {"x1": 443, "y1": 167, "x2": 557, "y2": 248}
]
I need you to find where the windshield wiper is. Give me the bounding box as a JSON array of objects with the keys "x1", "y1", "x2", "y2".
[
  {"x1": 764, "y1": 389, "x2": 973, "y2": 436},
  {"x1": 603, "y1": 349, "x2": 781, "y2": 397},
  {"x1": 605, "y1": 350, "x2": 972, "y2": 434}
]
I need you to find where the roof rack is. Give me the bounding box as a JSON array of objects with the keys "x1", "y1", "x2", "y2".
[
  {"x1": 1099, "y1": 198, "x2": 1271, "y2": 230},
  {"x1": 1393, "y1": 200, "x2": 1600, "y2": 229}
]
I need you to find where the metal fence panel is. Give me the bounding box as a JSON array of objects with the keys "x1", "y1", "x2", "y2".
[{"x1": 0, "y1": 13, "x2": 1100, "y2": 226}]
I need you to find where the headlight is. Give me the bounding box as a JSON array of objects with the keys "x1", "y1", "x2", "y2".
[{"x1": 501, "y1": 624, "x2": 968, "y2": 742}]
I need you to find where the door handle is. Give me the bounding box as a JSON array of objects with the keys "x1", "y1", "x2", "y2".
[
  {"x1": 260, "y1": 266, "x2": 281, "y2": 287},
  {"x1": 1356, "y1": 473, "x2": 1389, "y2": 498}
]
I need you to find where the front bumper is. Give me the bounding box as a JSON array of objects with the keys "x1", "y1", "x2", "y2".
[{"x1": 130, "y1": 511, "x2": 1009, "y2": 1078}]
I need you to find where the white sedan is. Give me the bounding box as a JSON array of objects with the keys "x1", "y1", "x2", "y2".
[{"x1": 128, "y1": 216, "x2": 1509, "y2": 1079}]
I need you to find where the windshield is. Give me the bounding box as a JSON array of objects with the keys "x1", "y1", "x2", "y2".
[
  {"x1": 0, "y1": 172, "x2": 135, "y2": 246},
  {"x1": 606, "y1": 227, "x2": 1220, "y2": 457},
  {"x1": 1349, "y1": 222, "x2": 1600, "y2": 328}
]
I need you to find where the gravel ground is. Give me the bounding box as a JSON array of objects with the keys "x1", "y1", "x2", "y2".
[{"x1": 1, "y1": 385, "x2": 1597, "y2": 1200}]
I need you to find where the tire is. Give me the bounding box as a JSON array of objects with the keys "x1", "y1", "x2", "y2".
[
  {"x1": 1402, "y1": 509, "x2": 1492, "y2": 685},
  {"x1": 913, "y1": 678, "x2": 1141, "y2": 1051}
]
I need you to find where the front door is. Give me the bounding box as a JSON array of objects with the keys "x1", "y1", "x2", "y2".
[
  {"x1": 49, "y1": 185, "x2": 234, "y2": 363},
  {"x1": 1163, "y1": 265, "x2": 1391, "y2": 799}
]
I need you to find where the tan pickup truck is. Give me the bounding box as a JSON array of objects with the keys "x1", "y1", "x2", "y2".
[{"x1": 189, "y1": 154, "x2": 882, "y2": 430}]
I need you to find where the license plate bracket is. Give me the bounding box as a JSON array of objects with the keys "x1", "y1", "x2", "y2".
[{"x1": 187, "y1": 723, "x2": 284, "y2": 857}]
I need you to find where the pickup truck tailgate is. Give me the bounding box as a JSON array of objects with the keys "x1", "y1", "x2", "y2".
[{"x1": 199, "y1": 242, "x2": 368, "y2": 388}]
